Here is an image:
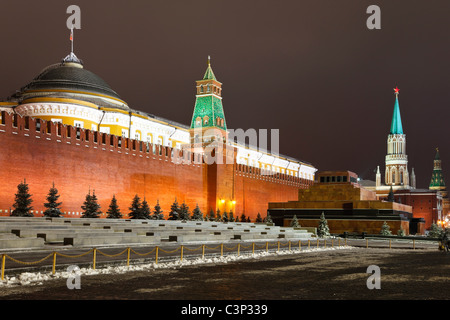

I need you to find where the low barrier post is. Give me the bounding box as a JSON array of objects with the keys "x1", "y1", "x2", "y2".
[
  {"x1": 155, "y1": 246, "x2": 159, "y2": 264},
  {"x1": 126, "y1": 247, "x2": 131, "y2": 267},
  {"x1": 277, "y1": 241, "x2": 280, "y2": 252},
  {"x1": 180, "y1": 245, "x2": 184, "y2": 261},
  {"x1": 93, "y1": 248, "x2": 97, "y2": 270},
  {"x1": 299, "y1": 240, "x2": 301, "y2": 251},
  {"x1": 237, "y1": 243, "x2": 240, "y2": 256},
  {"x1": 252, "y1": 242, "x2": 255, "y2": 255},
  {"x1": 1, "y1": 254, "x2": 5, "y2": 281},
  {"x1": 52, "y1": 252, "x2": 56, "y2": 275},
  {"x1": 202, "y1": 244, "x2": 205, "y2": 259},
  {"x1": 220, "y1": 243, "x2": 223, "y2": 257},
  {"x1": 266, "y1": 242, "x2": 268, "y2": 253},
  {"x1": 288, "y1": 240, "x2": 291, "y2": 251},
  {"x1": 366, "y1": 239, "x2": 369, "y2": 248}
]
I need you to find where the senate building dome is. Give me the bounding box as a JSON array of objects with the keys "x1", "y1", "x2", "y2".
[{"x1": 12, "y1": 54, "x2": 128, "y2": 111}]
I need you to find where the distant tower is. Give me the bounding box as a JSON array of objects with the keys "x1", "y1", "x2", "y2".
[
  {"x1": 376, "y1": 166, "x2": 381, "y2": 188},
  {"x1": 189, "y1": 56, "x2": 227, "y2": 146},
  {"x1": 410, "y1": 168, "x2": 416, "y2": 189},
  {"x1": 429, "y1": 148, "x2": 446, "y2": 192},
  {"x1": 385, "y1": 87, "x2": 409, "y2": 188}
]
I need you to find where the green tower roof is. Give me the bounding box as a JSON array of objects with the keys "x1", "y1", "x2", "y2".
[
  {"x1": 390, "y1": 94, "x2": 403, "y2": 135},
  {"x1": 190, "y1": 58, "x2": 226, "y2": 131},
  {"x1": 203, "y1": 56, "x2": 216, "y2": 80},
  {"x1": 429, "y1": 148, "x2": 446, "y2": 189}
]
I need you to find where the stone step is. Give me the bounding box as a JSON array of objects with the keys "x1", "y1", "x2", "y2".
[{"x1": 0, "y1": 237, "x2": 45, "y2": 249}]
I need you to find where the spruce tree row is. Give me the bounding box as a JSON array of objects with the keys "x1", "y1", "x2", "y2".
[{"x1": 8, "y1": 180, "x2": 260, "y2": 221}]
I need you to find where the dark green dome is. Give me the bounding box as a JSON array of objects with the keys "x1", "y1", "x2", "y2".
[{"x1": 21, "y1": 61, "x2": 122, "y2": 101}]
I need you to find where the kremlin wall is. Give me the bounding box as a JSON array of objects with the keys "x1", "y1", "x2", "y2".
[{"x1": 0, "y1": 53, "x2": 315, "y2": 220}]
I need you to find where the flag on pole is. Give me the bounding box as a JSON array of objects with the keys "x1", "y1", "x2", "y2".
[{"x1": 70, "y1": 27, "x2": 73, "y2": 41}]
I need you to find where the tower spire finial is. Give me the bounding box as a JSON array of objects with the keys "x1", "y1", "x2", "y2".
[
  {"x1": 394, "y1": 86, "x2": 400, "y2": 96},
  {"x1": 208, "y1": 55, "x2": 211, "y2": 66}
]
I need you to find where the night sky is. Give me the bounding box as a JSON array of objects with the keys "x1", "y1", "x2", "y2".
[{"x1": 1, "y1": 0, "x2": 449, "y2": 189}]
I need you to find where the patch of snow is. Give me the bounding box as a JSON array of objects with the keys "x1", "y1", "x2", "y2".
[{"x1": 0, "y1": 246, "x2": 355, "y2": 288}]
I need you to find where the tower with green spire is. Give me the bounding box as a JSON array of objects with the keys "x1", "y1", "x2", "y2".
[
  {"x1": 189, "y1": 56, "x2": 227, "y2": 146},
  {"x1": 390, "y1": 90, "x2": 403, "y2": 135},
  {"x1": 429, "y1": 148, "x2": 446, "y2": 190},
  {"x1": 385, "y1": 87, "x2": 409, "y2": 188}
]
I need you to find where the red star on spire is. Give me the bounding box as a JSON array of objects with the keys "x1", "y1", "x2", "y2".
[{"x1": 394, "y1": 87, "x2": 400, "y2": 95}]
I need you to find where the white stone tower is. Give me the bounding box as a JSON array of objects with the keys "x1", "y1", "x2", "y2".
[{"x1": 385, "y1": 87, "x2": 409, "y2": 188}]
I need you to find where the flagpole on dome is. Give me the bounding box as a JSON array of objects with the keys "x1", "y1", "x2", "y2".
[
  {"x1": 63, "y1": 24, "x2": 82, "y2": 65},
  {"x1": 70, "y1": 26, "x2": 74, "y2": 55}
]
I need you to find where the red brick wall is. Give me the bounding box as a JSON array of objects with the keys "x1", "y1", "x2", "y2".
[
  {"x1": 394, "y1": 192, "x2": 440, "y2": 230},
  {"x1": 0, "y1": 112, "x2": 312, "y2": 220},
  {"x1": 0, "y1": 113, "x2": 206, "y2": 219},
  {"x1": 233, "y1": 165, "x2": 313, "y2": 219}
]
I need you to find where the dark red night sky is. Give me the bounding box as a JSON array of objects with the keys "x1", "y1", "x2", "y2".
[{"x1": 1, "y1": 0, "x2": 449, "y2": 189}]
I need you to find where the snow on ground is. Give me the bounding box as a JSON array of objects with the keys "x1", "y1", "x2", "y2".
[{"x1": 0, "y1": 246, "x2": 356, "y2": 288}]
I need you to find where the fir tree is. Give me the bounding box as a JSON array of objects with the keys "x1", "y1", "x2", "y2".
[
  {"x1": 240, "y1": 213, "x2": 247, "y2": 223},
  {"x1": 380, "y1": 221, "x2": 392, "y2": 236},
  {"x1": 246, "y1": 217, "x2": 251, "y2": 223},
  {"x1": 317, "y1": 212, "x2": 330, "y2": 238},
  {"x1": 81, "y1": 190, "x2": 101, "y2": 218},
  {"x1": 255, "y1": 212, "x2": 263, "y2": 223},
  {"x1": 222, "y1": 211, "x2": 229, "y2": 222},
  {"x1": 11, "y1": 180, "x2": 33, "y2": 217},
  {"x1": 168, "y1": 198, "x2": 180, "y2": 220},
  {"x1": 208, "y1": 209, "x2": 215, "y2": 221},
  {"x1": 179, "y1": 202, "x2": 190, "y2": 221},
  {"x1": 215, "y1": 209, "x2": 222, "y2": 222},
  {"x1": 387, "y1": 186, "x2": 395, "y2": 202},
  {"x1": 191, "y1": 204, "x2": 203, "y2": 221},
  {"x1": 43, "y1": 182, "x2": 63, "y2": 217},
  {"x1": 290, "y1": 215, "x2": 299, "y2": 228},
  {"x1": 266, "y1": 213, "x2": 273, "y2": 224},
  {"x1": 128, "y1": 194, "x2": 143, "y2": 219},
  {"x1": 229, "y1": 210, "x2": 235, "y2": 222},
  {"x1": 152, "y1": 200, "x2": 164, "y2": 220},
  {"x1": 106, "y1": 194, "x2": 122, "y2": 219},
  {"x1": 141, "y1": 197, "x2": 151, "y2": 219},
  {"x1": 235, "y1": 215, "x2": 240, "y2": 222},
  {"x1": 397, "y1": 226, "x2": 405, "y2": 237},
  {"x1": 428, "y1": 223, "x2": 443, "y2": 238}
]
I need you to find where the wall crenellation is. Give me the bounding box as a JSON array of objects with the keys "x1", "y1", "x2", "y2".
[{"x1": 0, "y1": 111, "x2": 304, "y2": 187}]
